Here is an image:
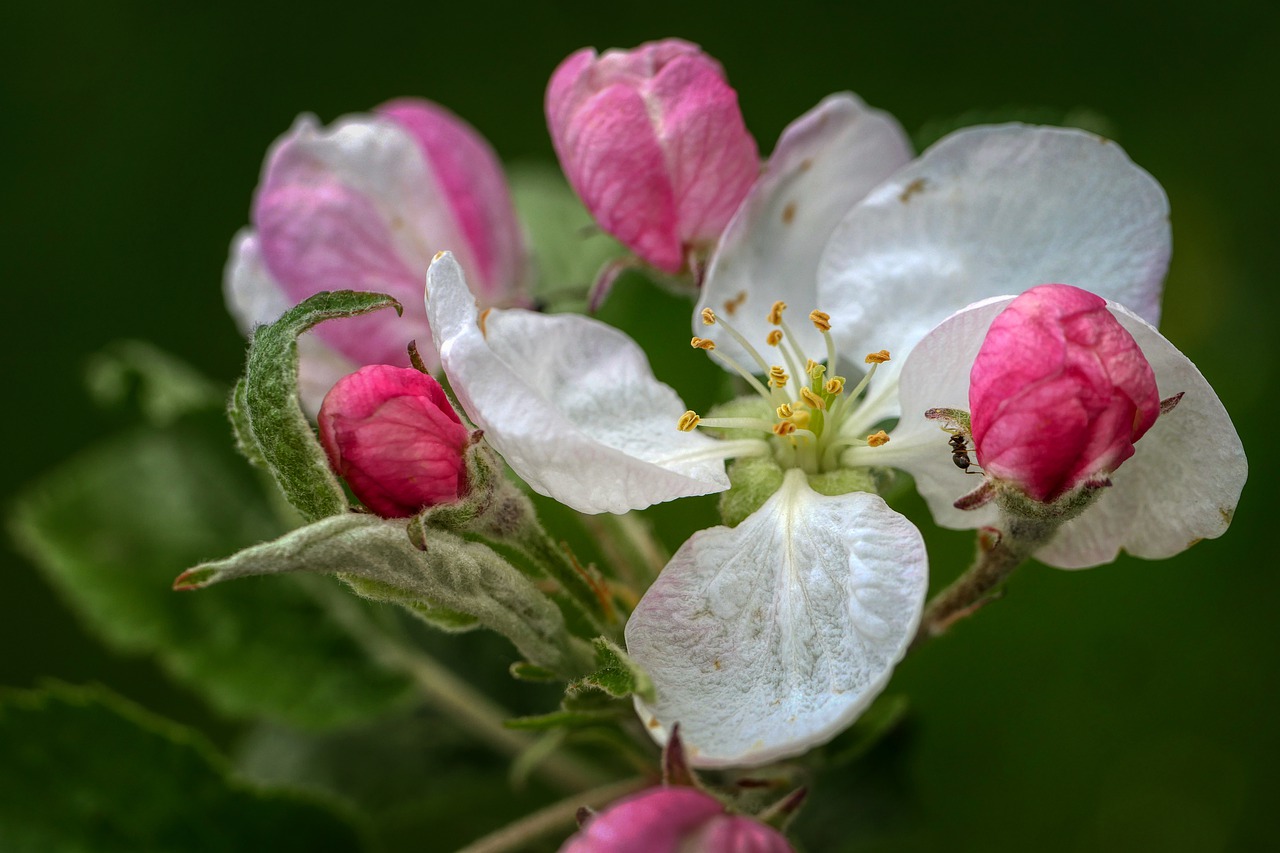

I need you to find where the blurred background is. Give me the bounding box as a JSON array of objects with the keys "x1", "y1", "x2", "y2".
[{"x1": 2, "y1": 1, "x2": 1275, "y2": 850}]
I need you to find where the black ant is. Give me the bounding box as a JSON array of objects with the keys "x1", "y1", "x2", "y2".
[{"x1": 947, "y1": 431, "x2": 982, "y2": 474}]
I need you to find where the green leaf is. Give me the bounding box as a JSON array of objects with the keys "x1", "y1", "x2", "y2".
[
  {"x1": 178, "y1": 513, "x2": 595, "y2": 678},
  {"x1": 568, "y1": 637, "x2": 655, "y2": 702},
  {"x1": 236, "y1": 712, "x2": 563, "y2": 853},
  {"x1": 0, "y1": 683, "x2": 365, "y2": 852},
  {"x1": 238, "y1": 290, "x2": 402, "y2": 521},
  {"x1": 84, "y1": 339, "x2": 225, "y2": 424},
  {"x1": 503, "y1": 708, "x2": 622, "y2": 732},
  {"x1": 8, "y1": 414, "x2": 412, "y2": 727}
]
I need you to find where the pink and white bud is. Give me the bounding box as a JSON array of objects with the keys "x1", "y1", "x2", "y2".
[
  {"x1": 318, "y1": 365, "x2": 471, "y2": 518},
  {"x1": 225, "y1": 99, "x2": 526, "y2": 405},
  {"x1": 561, "y1": 787, "x2": 793, "y2": 853},
  {"x1": 969, "y1": 283, "x2": 1161, "y2": 503},
  {"x1": 546, "y1": 39, "x2": 759, "y2": 274}
]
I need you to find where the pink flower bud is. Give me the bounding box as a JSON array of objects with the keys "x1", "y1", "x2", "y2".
[
  {"x1": 969, "y1": 284, "x2": 1161, "y2": 503},
  {"x1": 561, "y1": 787, "x2": 793, "y2": 853},
  {"x1": 318, "y1": 365, "x2": 471, "y2": 517},
  {"x1": 226, "y1": 99, "x2": 526, "y2": 399},
  {"x1": 546, "y1": 39, "x2": 759, "y2": 274}
]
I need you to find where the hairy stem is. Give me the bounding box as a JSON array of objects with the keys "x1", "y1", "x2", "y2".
[
  {"x1": 295, "y1": 574, "x2": 608, "y2": 792},
  {"x1": 457, "y1": 777, "x2": 649, "y2": 853},
  {"x1": 912, "y1": 516, "x2": 1056, "y2": 647}
]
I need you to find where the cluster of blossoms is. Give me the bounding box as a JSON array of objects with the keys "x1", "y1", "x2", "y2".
[{"x1": 222, "y1": 37, "x2": 1246, "y2": 850}]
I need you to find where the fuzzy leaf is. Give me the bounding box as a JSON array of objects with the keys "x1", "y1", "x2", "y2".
[
  {"x1": 503, "y1": 709, "x2": 622, "y2": 732},
  {"x1": 177, "y1": 513, "x2": 595, "y2": 678},
  {"x1": 239, "y1": 290, "x2": 402, "y2": 521},
  {"x1": 0, "y1": 684, "x2": 364, "y2": 852},
  {"x1": 8, "y1": 415, "x2": 412, "y2": 727},
  {"x1": 569, "y1": 637, "x2": 655, "y2": 702}
]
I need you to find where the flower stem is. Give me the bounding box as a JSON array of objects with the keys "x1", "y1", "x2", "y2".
[
  {"x1": 294, "y1": 574, "x2": 608, "y2": 792},
  {"x1": 912, "y1": 516, "x2": 1056, "y2": 647},
  {"x1": 456, "y1": 777, "x2": 649, "y2": 853}
]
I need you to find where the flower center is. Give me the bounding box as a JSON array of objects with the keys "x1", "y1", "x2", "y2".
[{"x1": 678, "y1": 301, "x2": 892, "y2": 475}]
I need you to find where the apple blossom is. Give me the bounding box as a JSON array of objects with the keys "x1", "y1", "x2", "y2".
[
  {"x1": 561, "y1": 786, "x2": 793, "y2": 853},
  {"x1": 871, "y1": 289, "x2": 1246, "y2": 569},
  {"x1": 318, "y1": 365, "x2": 472, "y2": 518},
  {"x1": 225, "y1": 99, "x2": 527, "y2": 410},
  {"x1": 423, "y1": 101, "x2": 1183, "y2": 768},
  {"x1": 546, "y1": 39, "x2": 759, "y2": 274}
]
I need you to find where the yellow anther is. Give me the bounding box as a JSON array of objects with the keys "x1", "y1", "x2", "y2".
[
  {"x1": 766, "y1": 329, "x2": 783, "y2": 346},
  {"x1": 776, "y1": 403, "x2": 795, "y2": 419},
  {"x1": 767, "y1": 301, "x2": 787, "y2": 325},
  {"x1": 809, "y1": 310, "x2": 831, "y2": 332},
  {"x1": 690, "y1": 336, "x2": 716, "y2": 351},
  {"x1": 677, "y1": 411, "x2": 701, "y2": 432},
  {"x1": 769, "y1": 366, "x2": 789, "y2": 388},
  {"x1": 433, "y1": 250, "x2": 447, "y2": 262},
  {"x1": 478, "y1": 307, "x2": 492, "y2": 336},
  {"x1": 805, "y1": 358, "x2": 817, "y2": 374},
  {"x1": 865, "y1": 349, "x2": 891, "y2": 364},
  {"x1": 700, "y1": 307, "x2": 717, "y2": 326},
  {"x1": 825, "y1": 376, "x2": 845, "y2": 395},
  {"x1": 867, "y1": 430, "x2": 891, "y2": 447},
  {"x1": 808, "y1": 360, "x2": 826, "y2": 381},
  {"x1": 800, "y1": 387, "x2": 826, "y2": 410},
  {"x1": 723, "y1": 291, "x2": 747, "y2": 316},
  {"x1": 773, "y1": 421, "x2": 797, "y2": 436}
]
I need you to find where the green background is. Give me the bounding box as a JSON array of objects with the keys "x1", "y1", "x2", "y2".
[{"x1": 2, "y1": 1, "x2": 1276, "y2": 850}]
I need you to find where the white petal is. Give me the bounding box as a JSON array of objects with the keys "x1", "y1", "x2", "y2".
[
  {"x1": 626, "y1": 469, "x2": 927, "y2": 767},
  {"x1": 819, "y1": 125, "x2": 1171, "y2": 368},
  {"x1": 272, "y1": 113, "x2": 475, "y2": 281},
  {"x1": 882, "y1": 297, "x2": 1247, "y2": 568},
  {"x1": 223, "y1": 229, "x2": 356, "y2": 415},
  {"x1": 426, "y1": 253, "x2": 731, "y2": 514},
  {"x1": 696, "y1": 94, "x2": 912, "y2": 369}
]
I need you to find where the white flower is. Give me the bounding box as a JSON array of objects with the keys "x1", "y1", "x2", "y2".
[{"x1": 425, "y1": 94, "x2": 1181, "y2": 767}]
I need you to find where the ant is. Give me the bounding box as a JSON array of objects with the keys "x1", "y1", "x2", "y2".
[{"x1": 947, "y1": 430, "x2": 982, "y2": 474}]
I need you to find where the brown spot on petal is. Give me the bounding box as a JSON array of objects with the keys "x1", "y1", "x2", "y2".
[
  {"x1": 713, "y1": 659, "x2": 722, "y2": 671},
  {"x1": 781, "y1": 201, "x2": 797, "y2": 224},
  {"x1": 899, "y1": 177, "x2": 927, "y2": 203},
  {"x1": 1220, "y1": 506, "x2": 1235, "y2": 524},
  {"x1": 648, "y1": 716, "x2": 661, "y2": 729},
  {"x1": 799, "y1": 158, "x2": 813, "y2": 172},
  {"x1": 723, "y1": 290, "x2": 747, "y2": 316},
  {"x1": 477, "y1": 307, "x2": 492, "y2": 337}
]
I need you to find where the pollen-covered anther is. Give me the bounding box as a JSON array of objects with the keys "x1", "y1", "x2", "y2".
[
  {"x1": 769, "y1": 366, "x2": 789, "y2": 388},
  {"x1": 773, "y1": 421, "x2": 797, "y2": 436},
  {"x1": 865, "y1": 349, "x2": 891, "y2": 364},
  {"x1": 767, "y1": 301, "x2": 787, "y2": 326},
  {"x1": 776, "y1": 403, "x2": 795, "y2": 419},
  {"x1": 800, "y1": 387, "x2": 826, "y2": 410},
  {"x1": 809, "y1": 310, "x2": 831, "y2": 332},
  {"x1": 676, "y1": 410, "x2": 701, "y2": 432},
  {"x1": 866, "y1": 430, "x2": 891, "y2": 447},
  {"x1": 766, "y1": 330, "x2": 783, "y2": 346},
  {"x1": 700, "y1": 307, "x2": 717, "y2": 326},
  {"x1": 825, "y1": 377, "x2": 845, "y2": 395},
  {"x1": 690, "y1": 336, "x2": 716, "y2": 351}
]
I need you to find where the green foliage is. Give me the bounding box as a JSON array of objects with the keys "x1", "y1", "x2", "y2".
[
  {"x1": 0, "y1": 684, "x2": 364, "y2": 852},
  {"x1": 236, "y1": 290, "x2": 402, "y2": 522},
  {"x1": 179, "y1": 513, "x2": 596, "y2": 678},
  {"x1": 8, "y1": 413, "x2": 412, "y2": 727},
  {"x1": 568, "y1": 637, "x2": 655, "y2": 702},
  {"x1": 84, "y1": 339, "x2": 225, "y2": 425},
  {"x1": 719, "y1": 454, "x2": 786, "y2": 528}
]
